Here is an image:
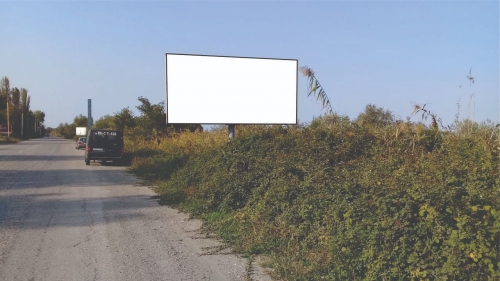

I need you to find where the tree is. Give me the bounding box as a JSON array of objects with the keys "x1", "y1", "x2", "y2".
[
  {"x1": 135, "y1": 96, "x2": 167, "y2": 144},
  {"x1": 0, "y1": 78, "x2": 43, "y2": 139},
  {"x1": 10, "y1": 88, "x2": 21, "y2": 136},
  {"x1": 33, "y1": 110, "x2": 45, "y2": 123},
  {"x1": 133, "y1": 97, "x2": 202, "y2": 143},
  {"x1": 73, "y1": 114, "x2": 88, "y2": 127},
  {"x1": 94, "y1": 115, "x2": 116, "y2": 129},
  {"x1": 0, "y1": 78, "x2": 6, "y2": 115},
  {"x1": 114, "y1": 107, "x2": 136, "y2": 131},
  {"x1": 11, "y1": 87, "x2": 20, "y2": 108},
  {"x1": 356, "y1": 104, "x2": 395, "y2": 128},
  {"x1": 32, "y1": 110, "x2": 46, "y2": 137},
  {"x1": 0, "y1": 76, "x2": 11, "y2": 136},
  {"x1": 20, "y1": 88, "x2": 30, "y2": 139},
  {"x1": 20, "y1": 88, "x2": 29, "y2": 112}
]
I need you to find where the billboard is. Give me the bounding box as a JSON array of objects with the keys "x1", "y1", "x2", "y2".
[
  {"x1": 0, "y1": 124, "x2": 12, "y2": 134},
  {"x1": 76, "y1": 127, "x2": 87, "y2": 136},
  {"x1": 165, "y1": 53, "x2": 298, "y2": 124}
]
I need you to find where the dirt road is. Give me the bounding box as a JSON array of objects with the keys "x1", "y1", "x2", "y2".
[{"x1": 0, "y1": 137, "x2": 272, "y2": 281}]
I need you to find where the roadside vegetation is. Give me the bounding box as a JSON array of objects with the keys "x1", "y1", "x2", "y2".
[
  {"x1": 53, "y1": 114, "x2": 92, "y2": 141},
  {"x1": 53, "y1": 96, "x2": 201, "y2": 143},
  {"x1": 53, "y1": 67, "x2": 500, "y2": 280},
  {"x1": 0, "y1": 135, "x2": 21, "y2": 144},
  {"x1": 0, "y1": 76, "x2": 47, "y2": 141},
  {"x1": 126, "y1": 108, "x2": 499, "y2": 281}
]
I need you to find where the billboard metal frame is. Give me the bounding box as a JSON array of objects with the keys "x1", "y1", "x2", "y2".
[
  {"x1": 0, "y1": 124, "x2": 12, "y2": 135},
  {"x1": 165, "y1": 53, "x2": 298, "y2": 125},
  {"x1": 76, "y1": 127, "x2": 87, "y2": 136}
]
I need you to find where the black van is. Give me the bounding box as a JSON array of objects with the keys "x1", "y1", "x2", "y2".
[{"x1": 85, "y1": 129, "x2": 124, "y2": 165}]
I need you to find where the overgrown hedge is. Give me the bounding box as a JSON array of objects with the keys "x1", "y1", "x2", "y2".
[
  {"x1": 130, "y1": 117, "x2": 499, "y2": 280},
  {"x1": 0, "y1": 136, "x2": 20, "y2": 144}
]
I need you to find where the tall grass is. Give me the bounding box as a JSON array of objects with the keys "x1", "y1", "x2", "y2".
[
  {"x1": 127, "y1": 109, "x2": 499, "y2": 281},
  {"x1": 0, "y1": 135, "x2": 20, "y2": 144},
  {"x1": 127, "y1": 129, "x2": 228, "y2": 185}
]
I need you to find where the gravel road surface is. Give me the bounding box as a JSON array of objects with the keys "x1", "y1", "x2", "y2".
[{"x1": 0, "y1": 137, "x2": 273, "y2": 281}]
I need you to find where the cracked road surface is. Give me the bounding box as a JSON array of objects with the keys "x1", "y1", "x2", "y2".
[{"x1": 0, "y1": 137, "x2": 273, "y2": 281}]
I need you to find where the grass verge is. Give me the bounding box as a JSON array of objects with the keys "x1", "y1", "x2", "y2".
[{"x1": 0, "y1": 136, "x2": 21, "y2": 144}]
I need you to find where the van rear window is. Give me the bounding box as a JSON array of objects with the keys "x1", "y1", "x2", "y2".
[
  {"x1": 94, "y1": 131, "x2": 118, "y2": 136},
  {"x1": 90, "y1": 131, "x2": 122, "y2": 145}
]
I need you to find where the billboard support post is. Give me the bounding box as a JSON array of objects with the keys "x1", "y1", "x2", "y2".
[
  {"x1": 228, "y1": 124, "x2": 235, "y2": 139},
  {"x1": 6, "y1": 95, "x2": 9, "y2": 137}
]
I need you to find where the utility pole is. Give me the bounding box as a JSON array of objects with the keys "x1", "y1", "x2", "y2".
[
  {"x1": 27, "y1": 111, "x2": 29, "y2": 139},
  {"x1": 88, "y1": 99, "x2": 92, "y2": 131},
  {"x1": 21, "y1": 112, "x2": 23, "y2": 139},
  {"x1": 6, "y1": 90, "x2": 10, "y2": 137}
]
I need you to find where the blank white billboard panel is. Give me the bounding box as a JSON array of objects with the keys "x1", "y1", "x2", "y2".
[
  {"x1": 76, "y1": 127, "x2": 87, "y2": 136},
  {"x1": 166, "y1": 54, "x2": 298, "y2": 124}
]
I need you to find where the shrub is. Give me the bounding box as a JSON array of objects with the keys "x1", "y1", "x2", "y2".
[
  {"x1": 129, "y1": 115, "x2": 500, "y2": 280},
  {"x1": 0, "y1": 136, "x2": 20, "y2": 144}
]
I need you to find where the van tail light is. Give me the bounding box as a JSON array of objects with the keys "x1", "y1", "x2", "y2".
[{"x1": 86, "y1": 146, "x2": 91, "y2": 152}]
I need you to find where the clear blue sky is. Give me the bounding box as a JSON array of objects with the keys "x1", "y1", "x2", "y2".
[{"x1": 1, "y1": 1, "x2": 498, "y2": 128}]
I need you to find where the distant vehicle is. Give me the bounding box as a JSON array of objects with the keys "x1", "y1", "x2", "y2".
[
  {"x1": 85, "y1": 129, "x2": 124, "y2": 165},
  {"x1": 75, "y1": 137, "x2": 87, "y2": 149}
]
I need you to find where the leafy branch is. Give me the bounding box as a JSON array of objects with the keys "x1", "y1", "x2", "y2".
[{"x1": 299, "y1": 66, "x2": 333, "y2": 115}]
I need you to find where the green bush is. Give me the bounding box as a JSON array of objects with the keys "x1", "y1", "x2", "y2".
[
  {"x1": 0, "y1": 136, "x2": 20, "y2": 144},
  {"x1": 129, "y1": 116, "x2": 500, "y2": 281}
]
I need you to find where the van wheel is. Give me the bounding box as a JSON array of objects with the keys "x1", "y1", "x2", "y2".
[{"x1": 86, "y1": 158, "x2": 90, "y2": 165}]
